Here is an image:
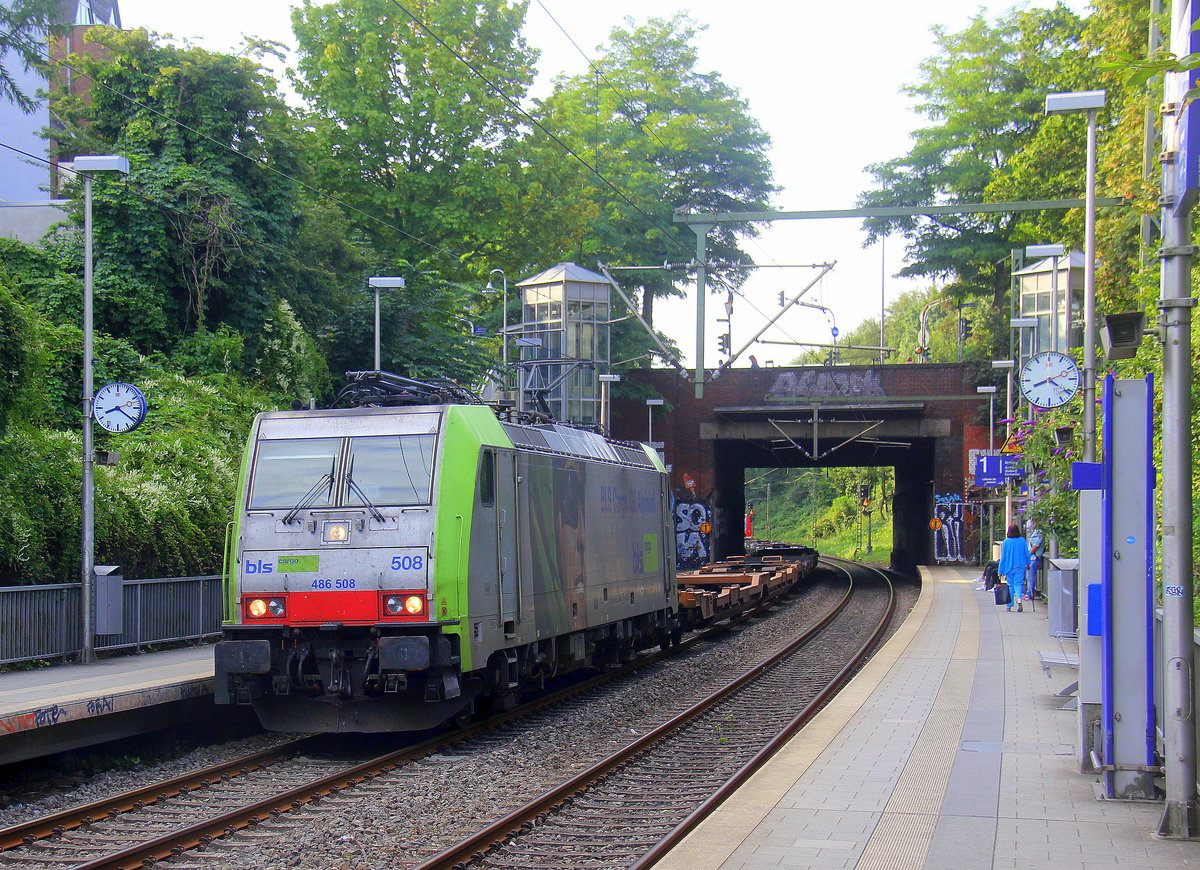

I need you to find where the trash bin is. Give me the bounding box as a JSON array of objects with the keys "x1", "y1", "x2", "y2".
[
  {"x1": 1047, "y1": 558, "x2": 1078, "y2": 636},
  {"x1": 94, "y1": 565, "x2": 124, "y2": 636}
]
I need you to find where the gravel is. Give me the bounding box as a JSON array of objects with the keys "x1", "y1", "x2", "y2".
[
  {"x1": 0, "y1": 565, "x2": 919, "y2": 870},
  {"x1": 183, "y1": 570, "x2": 908, "y2": 870}
]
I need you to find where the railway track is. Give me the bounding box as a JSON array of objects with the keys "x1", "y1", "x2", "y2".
[
  {"x1": 414, "y1": 558, "x2": 897, "y2": 870},
  {"x1": 0, "y1": 569, "x2": 835, "y2": 870}
]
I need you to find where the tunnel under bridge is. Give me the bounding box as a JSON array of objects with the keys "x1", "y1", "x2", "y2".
[{"x1": 611, "y1": 363, "x2": 990, "y2": 570}]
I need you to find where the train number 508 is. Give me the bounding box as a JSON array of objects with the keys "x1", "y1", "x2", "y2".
[{"x1": 391, "y1": 555, "x2": 424, "y2": 571}]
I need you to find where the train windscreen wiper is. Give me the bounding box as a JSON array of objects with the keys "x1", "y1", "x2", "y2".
[
  {"x1": 346, "y1": 458, "x2": 385, "y2": 522},
  {"x1": 281, "y1": 473, "x2": 333, "y2": 525}
]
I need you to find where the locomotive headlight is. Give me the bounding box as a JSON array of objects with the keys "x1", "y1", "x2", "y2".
[
  {"x1": 382, "y1": 593, "x2": 425, "y2": 617},
  {"x1": 323, "y1": 521, "x2": 350, "y2": 543},
  {"x1": 246, "y1": 597, "x2": 286, "y2": 618}
]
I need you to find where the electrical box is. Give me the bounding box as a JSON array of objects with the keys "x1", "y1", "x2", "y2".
[
  {"x1": 1047, "y1": 558, "x2": 1079, "y2": 637},
  {"x1": 94, "y1": 565, "x2": 124, "y2": 636}
]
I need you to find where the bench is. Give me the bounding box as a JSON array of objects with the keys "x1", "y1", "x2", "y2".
[
  {"x1": 1038, "y1": 649, "x2": 1079, "y2": 678},
  {"x1": 1039, "y1": 631, "x2": 1079, "y2": 708}
]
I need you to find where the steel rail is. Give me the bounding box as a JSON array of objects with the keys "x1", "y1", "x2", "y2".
[
  {"x1": 630, "y1": 559, "x2": 897, "y2": 868},
  {"x1": 0, "y1": 736, "x2": 319, "y2": 850},
  {"x1": 411, "y1": 560, "x2": 868, "y2": 870},
  {"x1": 1, "y1": 572, "x2": 809, "y2": 867}
]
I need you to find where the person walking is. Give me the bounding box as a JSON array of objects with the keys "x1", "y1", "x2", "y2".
[
  {"x1": 997, "y1": 523, "x2": 1032, "y2": 612},
  {"x1": 1026, "y1": 522, "x2": 1044, "y2": 603}
]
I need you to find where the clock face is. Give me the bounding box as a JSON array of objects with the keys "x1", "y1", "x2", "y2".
[
  {"x1": 1018, "y1": 351, "x2": 1080, "y2": 409},
  {"x1": 93, "y1": 382, "x2": 147, "y2": 433}
]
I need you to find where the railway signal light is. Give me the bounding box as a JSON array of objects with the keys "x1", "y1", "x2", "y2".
[
  {"x1": 778, "y1": 291, "x2": 786, "y2": 308},
  {"x1": 717, "y1": 333, "x2": 731, "y2": 355}
]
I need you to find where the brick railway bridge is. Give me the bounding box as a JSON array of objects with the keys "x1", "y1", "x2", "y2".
[{"x1": 611, "y1": 363, "x2": 991, "y2": 570}]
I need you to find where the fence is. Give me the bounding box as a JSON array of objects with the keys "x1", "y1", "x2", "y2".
[{"x1": 0, "y1": 576, "x2": 223, "y2": 665}]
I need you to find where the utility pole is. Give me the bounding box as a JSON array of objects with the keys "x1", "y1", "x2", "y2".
[{"x1": 1157, "y1": 0, "x2": 1198, "y2": 836}]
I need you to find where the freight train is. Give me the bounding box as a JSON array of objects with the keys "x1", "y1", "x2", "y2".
[{"x1": 215, "y1": 372, "x2": 679, "y2": 733}]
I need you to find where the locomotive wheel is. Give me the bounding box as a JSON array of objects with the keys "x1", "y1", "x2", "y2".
[{"x1": 447, "y1": 703, "x2": 474, "y2": 730}]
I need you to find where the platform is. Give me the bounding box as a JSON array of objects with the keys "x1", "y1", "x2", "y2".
[
  {"x1": 657, "y1": 564, "x2": 1200, "y2": 870},
  {"x1": 0, "y1": 646, "x2": 215, "y2": 765}
]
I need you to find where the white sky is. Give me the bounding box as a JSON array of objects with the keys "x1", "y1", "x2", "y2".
[{"x1": 116, "y1": 0, "x2": 1089, "y2": 367}]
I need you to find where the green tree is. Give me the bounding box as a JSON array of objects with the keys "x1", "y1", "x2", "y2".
[
  {"x1": 290, "y1": 0, "x2": 537, "y2": 269},
  {"x1": 0, "y1": 0, "x2": 66, "y2": 112},
  {"x1": 858, "y1": 5, "x2": 1092, "y2": 308},
  {"x1": 52, "y1": 28, "x2": 305, "y2": 345},
  {"x1": 533, "y1": 13, "x2": 776, "y2": 330}
]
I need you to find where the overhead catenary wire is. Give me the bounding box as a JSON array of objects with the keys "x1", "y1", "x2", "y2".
[
  {"x1": 531, "y1": 0, "x2": 675, "y2": 157},
  {"x1": 2, "y1": 139, "x2": 297, "y2": 262},
  {"x1": 384, "y1": 0, "x2": 695, "y2": 257}
]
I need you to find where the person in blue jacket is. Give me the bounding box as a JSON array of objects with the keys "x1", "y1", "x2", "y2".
[{"x1": 997, "y1": 523, "x2": 1032, "y2": 612}]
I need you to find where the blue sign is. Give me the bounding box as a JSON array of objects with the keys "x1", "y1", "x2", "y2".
[
  {"x1": 1170, "y1": 3, "x2": 1200, "y2": 215},
  {"x1": 1070, "y1": 461, "x2": 1102, "y2": 491},
  {"x1": 974, "y1": 454, "x2": 1019, "y2": 487},
  {"x1": 472, "y1": 326, "x2": 489, "y2": 336}
]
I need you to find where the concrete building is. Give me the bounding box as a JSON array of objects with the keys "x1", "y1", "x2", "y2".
[{"x1": 0, "y1": 1, "x2": 122, "y2": 241}]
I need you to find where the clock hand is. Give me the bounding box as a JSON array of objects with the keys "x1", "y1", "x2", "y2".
[{"x1": 107, "y1": 405, "x2": 137, "y2": 421}]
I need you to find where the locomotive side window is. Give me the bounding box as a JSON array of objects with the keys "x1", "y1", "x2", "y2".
[
  {"x1": 248, "y1": 438, "x2": 338, "y2": 509},
  {"x1": 346, "y1": 434, "x2": 436, "y2": 506},
  {"x1": 479, "y1": 450, "x2": 495, "y2": 506}
]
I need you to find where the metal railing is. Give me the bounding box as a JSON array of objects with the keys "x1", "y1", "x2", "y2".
[{"x1": 0, "y1": 576, "x2": 223, "y2": 665}]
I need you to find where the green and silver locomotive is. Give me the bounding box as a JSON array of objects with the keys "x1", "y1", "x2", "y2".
[{"x1": 215, "y1": 373, "x2": 677, "y2": 732}]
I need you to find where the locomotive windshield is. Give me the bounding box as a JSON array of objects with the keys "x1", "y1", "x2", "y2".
[
  {"x1": 346, "y1": 434, "x2": 436, "y2": 506},
  {"x1": 248, "y1": 438, "x2": 338, "y2": 510},
  {"x1": 247, "y1": 434, "x2": 438, "y2": 510}
]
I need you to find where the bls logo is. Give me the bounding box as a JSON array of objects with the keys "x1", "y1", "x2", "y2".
[{"x1": 245, "y1": 559, "x2": 274, "y2": 574}]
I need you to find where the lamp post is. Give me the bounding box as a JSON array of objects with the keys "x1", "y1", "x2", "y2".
[
  {"x1": 598, "y1": 374, "x2": 620, "y2": 432},
  {"x1": 978, "y1": 385, "x2": 999, "y2": 560},
  {"x1": 992, "y1": 358, "x2": 1016, "y2": 530},
  {"x1": 977, "y1": 386, "x2": 998, "y2": 451},
  {"x1": 1156, "y1": 13, "x2": 1197, "y2": 833},
  {"x1": 75, "y1": 155, "x2": 129, "y2": 664},
  {"x1": 646, "y1": 398, "x2": 664, "y2": 446},
  {"x1": 1045, "y1": 89, "x2": 1105, "y2": 462},
  {"x1": 487, "y1": 269, "x2": 508, "y2": 375},
  {"x1": 368, "y1": 276, "x2": 405, "y2": 371},
  {"x1": 1009, "y1": 316, "x2": 1040, "y2": 529}
]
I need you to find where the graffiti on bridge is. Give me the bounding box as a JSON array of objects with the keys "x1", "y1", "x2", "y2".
[
  {"x1": 674, "y1": 499, "x2": 711, "y2": 570},
  {"x1": 933, "y1": 494, "x2": 965, "y2": 562}
]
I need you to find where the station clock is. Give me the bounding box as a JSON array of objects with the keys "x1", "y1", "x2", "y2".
[{"x1": 1018, "y1": 351, "x2": 1081, "y2": 409}]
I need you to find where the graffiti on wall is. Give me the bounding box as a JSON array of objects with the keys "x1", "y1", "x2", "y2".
[
  {"x1": 674, "y1": 499, "x2": 711, "y2": 570},
  {"x1": 766, "y1": 369, "x2": 885, "y2": 401},
  {"x1": 933, "y1": 494, "x2": 965, "y2": 562}
]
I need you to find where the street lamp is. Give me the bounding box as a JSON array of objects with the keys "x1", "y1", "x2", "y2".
[
  {"x1": 1010, "y1": 316, "x2": 1040, "y2": 369},
  {"x1": 1046, "y1": 89, "x2": 1105, "y2": 462},
  {"x1": 646, "y1": 398, "x2": 664, "y2": 446},
  {"x1": 992, "y1": 359, "x2": 1016, "y2": 530},
  {"x1": 1026, "y1": 243, "x2": 1066, "y2": 352},
  {"x1": 978, "y1": 384, "x2": 1000, "y2": 559},
  {"x1": 75, "y1": 154, "x2": 129, "y2": 664},
  {"x1": 486, "y1": 269, "x2": 508, "y2": 375},
  {"x1": 976, "y1": 386, "x2": 998, "y2": 451},
  {"x1": 598, "y1": 374, "x2": 620, "y2": 432},
  {"x1": 368, "y1": 276, "x2": 405, "y2": 371}
]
